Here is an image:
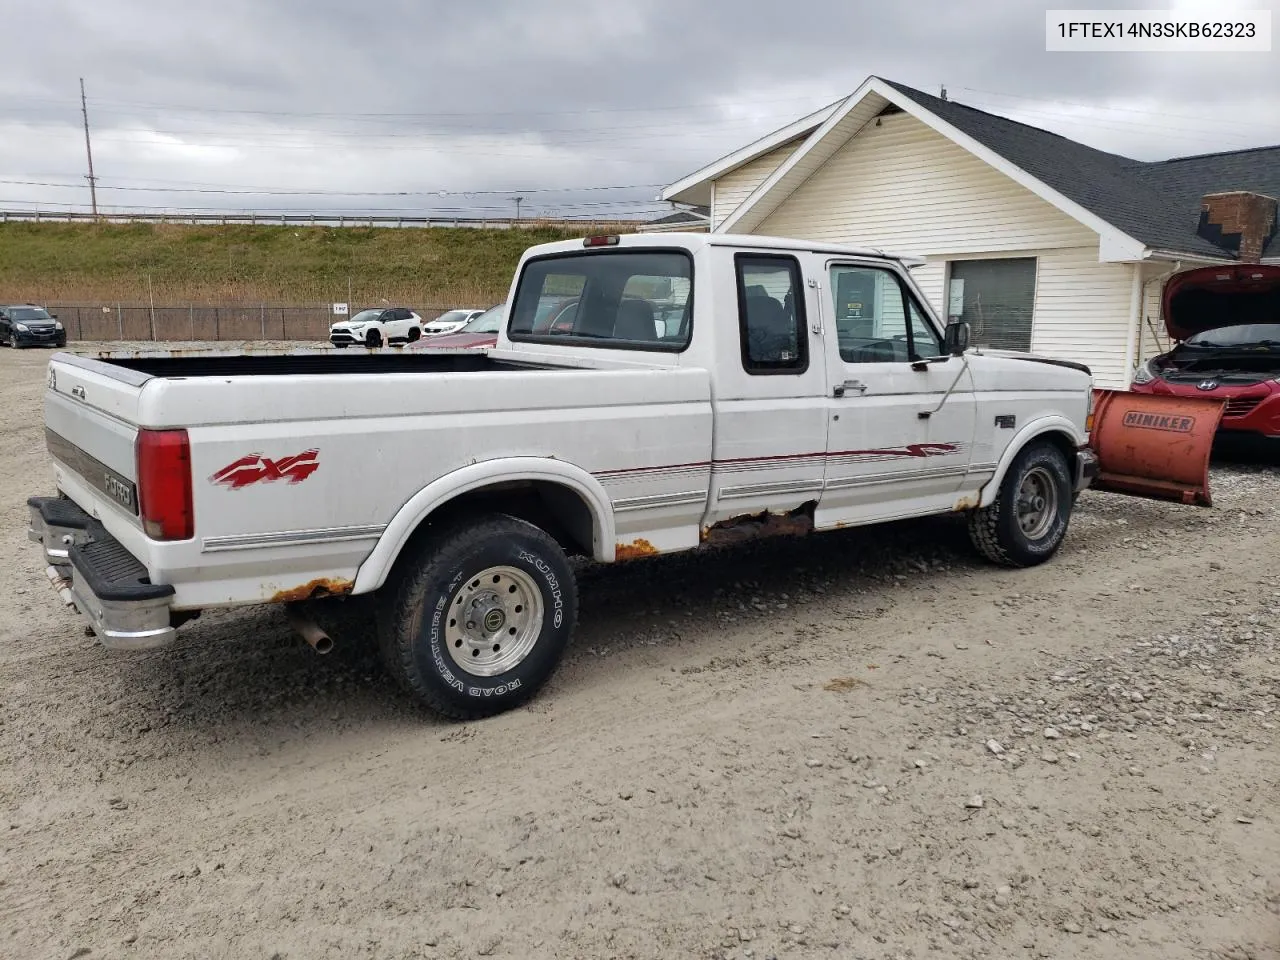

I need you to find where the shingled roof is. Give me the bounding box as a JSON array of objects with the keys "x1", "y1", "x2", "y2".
[
  {"x1": 875, "y1": 79, "x2": 1279, "y2": 259},
  {"x1": 666, "y1": 77, "x2": 1279, "y2": 260}
]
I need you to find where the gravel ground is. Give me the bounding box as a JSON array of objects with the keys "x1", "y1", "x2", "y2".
[{"x1": 1, "y1": 343, "x2": 1278, "y2": 960}]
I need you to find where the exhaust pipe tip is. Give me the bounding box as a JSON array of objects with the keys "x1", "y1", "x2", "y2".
[
  {"x1": 285, "y1": 606, "x2": 334, "y2": 655},
  {"x1": 310, "y1": 634, "x2": 335, "y2": 655}
]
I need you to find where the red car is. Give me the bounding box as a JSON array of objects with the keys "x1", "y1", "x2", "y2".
[
  {"x1": 407, "y1": 303, "x2": 503, "y2": 350},
  {"x1": 1130, "y1": 264, "x2": 1280, "y2": 440}
]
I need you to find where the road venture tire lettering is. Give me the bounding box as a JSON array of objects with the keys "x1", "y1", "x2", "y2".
[{"x1": 378, "y1": 513, "x2": 578, "y2": 720}]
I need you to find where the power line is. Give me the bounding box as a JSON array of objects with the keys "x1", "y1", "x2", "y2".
[
  {"x1": 0, "y1": 194, "x2": 669, "y2": 212},
  {"x1": 81, "y1": 92, "x2": 841, "y2": 120},
  {"x1": 953, "y1": 86, "x2": 1276, "y2": 132},
  {"x1": 954, "y1": 97, "x2": 1257, "y2": 148},
  {"x1": 0, "y1": 177, "x2": 664, "y2": 197},
  {"x1": 3, "y1": 117, "x2": 805, "y2": 148}
]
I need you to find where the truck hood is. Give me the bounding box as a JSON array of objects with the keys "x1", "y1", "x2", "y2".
[
  {"x1": 975, "y1": 348, "x2": 1091, "y2": 376},
  {"x1": 1162, "y1": 264, "x2": 1280, "y2": 342}
]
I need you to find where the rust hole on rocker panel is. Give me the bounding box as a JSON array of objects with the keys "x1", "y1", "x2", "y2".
[
  {"x1": 615, "y1": 538, "x2": 660, "y2": 561},
  {"x1": 700, "y1": 502, "x2": 816, "y2": 547}
]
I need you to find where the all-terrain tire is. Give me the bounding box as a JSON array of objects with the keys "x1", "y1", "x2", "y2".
[
  {"x1": 968, "y1": 440, "x2": 1072, "y2": 568},
  {"x1": 377, "y1": 513, "x2": 578, "y2": 720},
  {"x1": 366, "y1": 329, "x2": 383, "y2": 349}
]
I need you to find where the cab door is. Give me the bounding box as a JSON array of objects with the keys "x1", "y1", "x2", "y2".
[
  {"x1": 816, "y1": 261, "x2": 976, "y2": 528},
  {"x1": 701, "y1": 251, "x2": 830, "y2": 533}
]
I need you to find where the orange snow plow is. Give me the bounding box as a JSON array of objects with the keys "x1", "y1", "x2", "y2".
[{"x1": 1088, "y1": 389, "x2": 1226, "y2": 507}]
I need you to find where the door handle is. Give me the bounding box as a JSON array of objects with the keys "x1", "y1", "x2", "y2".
[{"x1": 832, "y1": 379, "x2": 867, "y2": 398}]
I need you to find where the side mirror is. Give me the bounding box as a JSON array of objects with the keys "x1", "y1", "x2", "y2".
[{"x1": 943, "y1": 320, "x2": 970, "y2": 357}]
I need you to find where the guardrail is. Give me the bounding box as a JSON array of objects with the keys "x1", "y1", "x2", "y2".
[{"x1": 0, "y1": 210, "x2": 645, "y2": 230}]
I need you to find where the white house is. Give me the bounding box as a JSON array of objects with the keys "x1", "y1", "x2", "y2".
[{"x1": 661, "y1": 76, "x2": 1280, "y2": 388}]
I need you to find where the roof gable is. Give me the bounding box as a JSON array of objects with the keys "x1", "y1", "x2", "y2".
[
  {"x1": 659, "y1": 101, "x2": 840, "y2": 206},
  {"x1": 718, "y1": 77, "x2": 1148, "y2": 261},
  {"x1": 672, "y1": 75, "x2": 1280, "y2": 262}
]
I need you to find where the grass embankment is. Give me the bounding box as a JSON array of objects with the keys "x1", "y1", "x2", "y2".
[{"x1": 0, "y1": 221, "x2": 589, "y2": 306}]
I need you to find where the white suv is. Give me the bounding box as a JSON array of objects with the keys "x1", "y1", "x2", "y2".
[
  {"x1": 422, "y1": 309, "x2": 484, "y2": 337},
  {"x1": 329, "y1": 307, "x2": 424, "y2": 348}
]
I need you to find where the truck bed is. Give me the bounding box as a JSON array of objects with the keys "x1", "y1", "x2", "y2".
[{"x1": 75, "y1": 350, "x2": 552, "y2": 379}]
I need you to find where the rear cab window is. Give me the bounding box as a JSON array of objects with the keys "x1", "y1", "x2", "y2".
[
  {"x1": 509, "y1": 250, "x2": 693, "y2": 351},
  {"x1": 735, "y1": 254, "x2": 808, "y2": 375}
]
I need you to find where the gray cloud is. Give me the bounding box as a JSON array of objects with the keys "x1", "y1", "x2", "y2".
[{"x1": 1, "y1": 0, "x2": 1276, "y2": 218}]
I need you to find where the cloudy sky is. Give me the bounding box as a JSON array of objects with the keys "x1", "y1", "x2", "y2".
[{"x1": 1, "y1": 0, "x2": 1277, "y2": 221}]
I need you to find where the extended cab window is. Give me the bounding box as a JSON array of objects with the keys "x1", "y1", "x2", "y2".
[
  {"x1": 509, "y1": 250, "x2": 693, "y2": 351},
  {"x1": 830, "y1": 265, "x2": 943, "y2": 363},
  {"x1": 736, "y1": 254, "x2": 807, "y2": 374}
]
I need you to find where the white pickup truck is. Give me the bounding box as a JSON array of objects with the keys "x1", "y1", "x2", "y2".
[{"x1": 29, "y1": 232, "x2": 1101, "y2": 719}]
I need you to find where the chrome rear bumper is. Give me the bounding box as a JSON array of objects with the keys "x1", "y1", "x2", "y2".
[{"x1": 28, "y1": 496, "x2": 177, "y2": 650}]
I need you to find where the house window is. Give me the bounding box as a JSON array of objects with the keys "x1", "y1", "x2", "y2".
[{"x1": 947, "y1": 258, "x2": 1037, "y2": 352}]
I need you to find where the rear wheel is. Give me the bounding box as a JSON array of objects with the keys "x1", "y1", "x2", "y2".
[
  {"x1": 378, "y1": 514, "x2": 578, "y2": 720},
  {"x1": 968, "y1": 441, "x2": 1072, "y2": 567},
  {"x1": 366, "y1": 329, "x2": 383, "y2": 349},
  {"x1": 407, "y1": 327, "x2": 421, "y2": 342}
]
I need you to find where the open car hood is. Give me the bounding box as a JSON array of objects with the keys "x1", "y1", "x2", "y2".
[{"x1": 1162, "y1": 264, "x2": 1280, "y2": 342}]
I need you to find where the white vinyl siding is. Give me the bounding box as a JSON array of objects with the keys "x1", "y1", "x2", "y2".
[
  {"x1": 711, "y1": 140, "x2": 803, "y2": 229},
  {"x1": 1025, "y1": 249, "x2": 1135, "y2": 389},
  {"x1": 756, "y1": 112, "x2": 1097, "y2": 253},
  {"x1": 907, "y1": 262, "x2": 946, "y2": 316},
  {"x1": 1137, "y1": 264, "x2": 1174, "y2": 363}
]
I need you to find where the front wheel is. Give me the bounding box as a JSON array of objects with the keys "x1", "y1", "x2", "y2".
[
  {"x1": 366, "y1": 329, "x2": 383, "y2": 349},
  {"x1": 968, "y1": 441, "x2": 1072, "y2": 567},
  {"x1": 378, "y1": 514, "x2": 578, "y2": 720}
]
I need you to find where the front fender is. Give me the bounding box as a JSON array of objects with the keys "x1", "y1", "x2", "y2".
[
  {"x1": 977, "y1": 415, "x2": 1087, "y2": 508},
  {"x1": 351, "y1": 457, "x2": 616, "y2": 594}
]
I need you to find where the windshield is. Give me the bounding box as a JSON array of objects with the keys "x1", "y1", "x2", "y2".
[
  {"x1": 463, "y1": 304, "x2": 504, "y2": 333},
  {"x1": 10, "y1": 307, "x2": 52, "y2": 321},
  {"x1": 1186, "y1": 323, "x2": 1280, "y2": 348},
  {"x1": 433, "y1": 310, "x2": 472, "y2": 325},
  {"x1": 509, "y1": 250, "x2": 693, "y2": 352},
  {"x1": 346, "y1": 310, "x2": 381, "y2": 324}
]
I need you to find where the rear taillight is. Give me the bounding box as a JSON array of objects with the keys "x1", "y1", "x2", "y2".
[{"x1": 136, "y1": 429, "x2": 193, "y2": 541}]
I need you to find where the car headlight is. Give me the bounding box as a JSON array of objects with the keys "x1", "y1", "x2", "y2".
[
  {"x1": 54, "y1": 321, "x2": 63, "y2": 330},
  {"x1": 1131, "y1": 358, "x2": 1157, "y2": 385},
  {"x1": 14, "y1": 322, "x2": 28, "y2": 332}
]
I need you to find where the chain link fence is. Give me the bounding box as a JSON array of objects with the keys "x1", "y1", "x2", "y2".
[{"x1": 44, "y1": 303, "x2": 466, "y2": 343}]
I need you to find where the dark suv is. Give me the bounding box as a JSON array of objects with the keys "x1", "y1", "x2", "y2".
[{"x1": 0, "y1": 304, "x2": 66, "y2": 348}]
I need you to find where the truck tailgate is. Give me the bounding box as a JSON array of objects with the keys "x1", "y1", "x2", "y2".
[{"x1": 44, "y1": 355, "x2": 147, "y2": 530}]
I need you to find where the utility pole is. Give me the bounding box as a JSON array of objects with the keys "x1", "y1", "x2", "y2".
[
  {"x1": 79, "y1": 78, "x2": 99, "y2": 218},
  {"x1": 511, "y1": 196, "x2": 525, "y2": 221}
]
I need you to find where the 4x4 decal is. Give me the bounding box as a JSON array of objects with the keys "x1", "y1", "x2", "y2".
[{"x1": 211, "y1": 450, "x2": 320, "y2": 489}]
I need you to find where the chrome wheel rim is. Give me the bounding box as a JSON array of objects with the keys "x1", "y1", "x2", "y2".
[
  {"x1": 444, "y1": 566, "x2": 544, "y2": 677},
  {"x1": 1016, "y1": 466, "x2": 1059, "y2": 540}
]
